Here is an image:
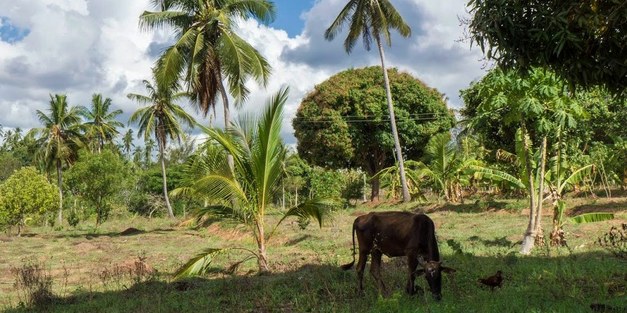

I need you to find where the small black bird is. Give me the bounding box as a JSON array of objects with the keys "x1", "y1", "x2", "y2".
[{"x1": 478, "y1": 270, "x2": 503, "y2": 291}]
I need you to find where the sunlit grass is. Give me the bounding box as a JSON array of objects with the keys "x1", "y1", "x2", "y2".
[{"x1": 1, "y1": 197, "x2": 625, "y2": 312}]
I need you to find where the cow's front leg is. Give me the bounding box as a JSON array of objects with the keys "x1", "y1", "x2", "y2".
[
  {"x1": 406, "y1": 254, "x2": 419, "y2": 295},
  {"x1": 355, "y1": 250, "x2": 368, "y2": 293},
  {"x1": 370, "y1": 250, "x2": 388, "y2": 296}
]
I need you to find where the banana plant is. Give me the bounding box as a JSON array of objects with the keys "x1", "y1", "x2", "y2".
[
  {"x1": 371, "y1": 160, "x2": 427, "y2": 201},
  {"x1": 372, "y1": 133, "x2": 481, "y2": 202},
  {"x1": 547, "y1": 160, "x2": 614, "y2": 246}
]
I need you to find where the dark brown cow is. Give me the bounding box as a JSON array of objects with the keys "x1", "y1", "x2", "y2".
[{"x1": 341, "y1": 211, "x2": 455, "y2": 300}]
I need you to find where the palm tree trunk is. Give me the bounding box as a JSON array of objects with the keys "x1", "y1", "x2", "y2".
[
  {"x1": 375, "y1": 36, "x2": 410, "y2": 203},
  {"x1": 219, "y1": 83, "x2": 235, "y2": 172},
  {"x1": 256, "y1": 221, "x2": 269, "y2": 272},
  {"x1": 159, "y1": 138, "x2": 175, "y2": 218},
  {"x1": 521, "y1": 126, "x2": 537, "y2": 255},
  {"x1": 56, "y1": 158, "x2": 63, "y2": 225}
]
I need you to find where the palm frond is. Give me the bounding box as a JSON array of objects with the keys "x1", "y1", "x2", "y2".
[
  {"x1": 173, "y1": 248, "x2": 232, "y2": 279},
  {"x1": 324, "y1": 0, "x2": 358, "y2": 42},
  {"x1": 276, "y1": 197, "x2": 335, "y2": 229}
]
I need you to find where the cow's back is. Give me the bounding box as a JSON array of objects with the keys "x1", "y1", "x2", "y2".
[{"x1": 354, "y1": 211, "x2": 430, "y2": 258}]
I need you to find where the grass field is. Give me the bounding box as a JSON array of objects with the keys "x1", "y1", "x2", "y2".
[{"x1": 1, "y1": 196, "x2": 625, "y2": 312}]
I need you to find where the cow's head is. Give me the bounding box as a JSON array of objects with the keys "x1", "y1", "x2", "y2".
[{"x1": 416, "y1": 260, "x2": 456, "y2": 301}]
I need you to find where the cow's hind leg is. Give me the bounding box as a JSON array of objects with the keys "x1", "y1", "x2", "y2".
[
  {"x1": 355, "y1": 250, "x2": 368, "y2": 293},
  {"x1": 370, "y1": 250, "x2": 388, "y2": 296}
]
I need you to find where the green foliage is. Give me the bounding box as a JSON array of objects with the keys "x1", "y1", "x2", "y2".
[
  {"x1": 325, "y1": 0, "x2": 410, "y2": 53},
  {"x1": 0, "y1": 152, "x2": 21, "y2": 181},
  {"x1": 140, "y1": 0, "x2": 274, "y2": 113},
  {"x1": 467, "y1": 0, "x2": 627, "y2": 92},
  {"x1": 307, "y1": 167, "x2": 346, "y2": 201},
  {"x1": 28, "y1": 94, "x2": 85, "y2": 224},
  {"x1": 0, "y1": 128, "x2": 38, "y2": 168},
  {"x1": 374, "y1": 134, "x2": 483, "y2": 202},
  {"x1": 65, "y1": 150, "x2": 131, "y2": 225},
  {"x1": 0, "y1": 167, "x2": 59, "y2": 234},
  {"x1": 570, "y1": 213, "x2": 615, "y2": 224},
  {"x1": 462, "y1": 68, "x2": 581, "y2": 143},
  {"x1": 81, "y1": 94, "x2": 123, "y2": 153},
  {"x1": 293, "y1": 66, "x2": 454, "y2": 178},
  {"x1": 174, "y1": 88, "x2": 333, "y2": 273},
  {"x1": 128, "y1": 77, "x2": 197, "y2": 218}
]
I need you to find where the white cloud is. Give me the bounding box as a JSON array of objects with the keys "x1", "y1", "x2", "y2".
[{"x1": 0, "y1": 0, "x2": 487, "y2": 146}]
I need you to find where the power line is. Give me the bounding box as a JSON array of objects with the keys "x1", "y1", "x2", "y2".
[{"x1": 293, "y1": 117, "x2": 446, "y2": 124}]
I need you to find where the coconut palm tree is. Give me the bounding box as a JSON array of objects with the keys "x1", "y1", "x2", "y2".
[
  {"x1": 122, "y1": 129, "x2": 134, "y2": 158},
  {"x1": 30, "y1": 94, "x2": 85, "y2": 224},
  {"x1": 139, "y1": 0, "x2": 274, "y2": 131},
  {"x1": 127, "y1": 78, "x2": 196, "y2": 218},
  {"x1": 81, "y1": 94, "x2": 124, "y2": 153},
  {"x1": 325, "y1": 0, "x2": 412, "y2": 202},
  {"x1": 172, "y1": 88, "x2": 332, "y2": 273}
]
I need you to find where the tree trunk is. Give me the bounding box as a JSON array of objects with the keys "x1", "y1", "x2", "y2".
[
  {"x1": 219, "y1": 83, "x2": 235, "y2": 172},
  {"x1": 56, "y1": 158, "x2": 63, "y2": 225},
  {"x1": 534, "y1": 136, "x2": 548, "y2": 246},
  {"x1": 375, "y1": 36, "x2": 410, "y2": 203},
  {"x1": 159, "y1": 138, "x2": 175, "y2": 218},
  {"x1": 520, "y1": 126, "x2": 537, "y2": 255},
  {"x1": 370, "y1": 177, "x2": 380, "y2": 201},
  {"x1": 256, "y1": 221, "x2": 269, "y2": 272}
]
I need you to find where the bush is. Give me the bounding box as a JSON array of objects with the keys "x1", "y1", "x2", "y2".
[{"x1": 0, "y1": 167, "x2": 59, "y2": 235}]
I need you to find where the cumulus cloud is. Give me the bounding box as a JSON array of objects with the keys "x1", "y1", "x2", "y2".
[
  {"x1": 0, "y1": 0, "x2": 487, "y2": 146},
  {"x1": 280, "y1": 0, "x2": 487, "y2": 111},
  {"x1": 0, "y1": 0, "x2": 155, "y2": 134}
]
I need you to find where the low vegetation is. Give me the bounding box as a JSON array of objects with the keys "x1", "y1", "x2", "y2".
[{"x1": 0, "y1": 197, "x2": 624, "y2": 312}]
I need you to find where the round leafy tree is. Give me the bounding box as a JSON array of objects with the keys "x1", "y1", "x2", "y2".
[
  {"x1": 0, "y1": 167, "x2": 59, "y2": 235},
  {"x1": 65, "y1": 149, "x2": 131, "y2": 225},
  {"x1": 293, "y1": 66, "x2": 455, "y2": 200}
]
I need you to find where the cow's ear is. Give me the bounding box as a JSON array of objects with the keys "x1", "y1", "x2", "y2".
[
  {"x1": 441, "y1": 266, "x2": 456, "y2": 274},
  {"x1": 415, "y1": 269, "x2": 425, "y2": 276}
]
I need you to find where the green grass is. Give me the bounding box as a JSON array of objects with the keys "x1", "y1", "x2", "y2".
[{"x1": 1, "y1": 197, "x2": 625, "y2": 312}]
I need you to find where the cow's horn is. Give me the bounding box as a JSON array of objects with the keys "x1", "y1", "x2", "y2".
[{"x1": 417, "y1": 255, "x2": 426, "y2": 265}]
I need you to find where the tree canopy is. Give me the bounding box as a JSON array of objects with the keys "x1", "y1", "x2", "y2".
[
  {"x1": 293, "y1": 66, "x2": 455, "y2": 199},
  {"x1": 65, "y1": 150, "x2": 131, "y2": 224},
  {"x1": 467, "y1": 0, "x2": 627, "y2": 93}
]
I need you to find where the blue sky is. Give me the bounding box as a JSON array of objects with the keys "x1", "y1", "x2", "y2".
[
  {"x1": 0, "y1": 0, "x2": 487, "y2": 145},
  {"x1": 0, "y1": 16, "x2": 30, "y2": 44},
  {"x1": 271, "y1": 0, "x2": 316, "y2": 37}
]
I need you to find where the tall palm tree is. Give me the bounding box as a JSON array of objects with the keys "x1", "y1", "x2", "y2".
[
  {"x1": 122, "y1": 129, "x2": 134, "y2": 158},
  {"x1": 172, "y1": 87, "x2": 331, "y2": 273},
  {"x1": 127, "y1": 78, "x2": 196, "y2": 218},
  {"x1": 325, "y1": 0, "x2": 412, "y2": 202},
  {"x1": 81, "y1": 94, "x2": 124, "y2": 153},
  {"x1": 139, "y1": 0, "x2": 274, "y2": 133},
  {"x1": 145, "y1": 138, "x2": 156, "y2": 167},
  {"x1": 30, "y1": 94, "x2": 85, "y2": 224}
]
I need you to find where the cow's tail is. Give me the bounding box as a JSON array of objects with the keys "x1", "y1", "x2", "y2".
[{"x1": 340, "y1": 223, "x2": 357, "y2": 270}]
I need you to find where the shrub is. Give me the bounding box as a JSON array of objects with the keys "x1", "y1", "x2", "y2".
[{"x1": 0, "y1": 167, "x2": 59, "y2": 235}]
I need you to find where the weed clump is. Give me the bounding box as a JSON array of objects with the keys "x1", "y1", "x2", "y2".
[
  {"x1": 597, "y1": 224, "x2": 626, "y2": 259},
  {"x1": 98, "y1": 253, "x2": 156, "y2": 290},
  {"x1": 11, "y1": 261, "x2": 57, "y2": 307}
]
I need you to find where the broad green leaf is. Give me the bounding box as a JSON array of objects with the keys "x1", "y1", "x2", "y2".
[{"x1": 570, "y1": 213, "x2": 614, "y2": 224}]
